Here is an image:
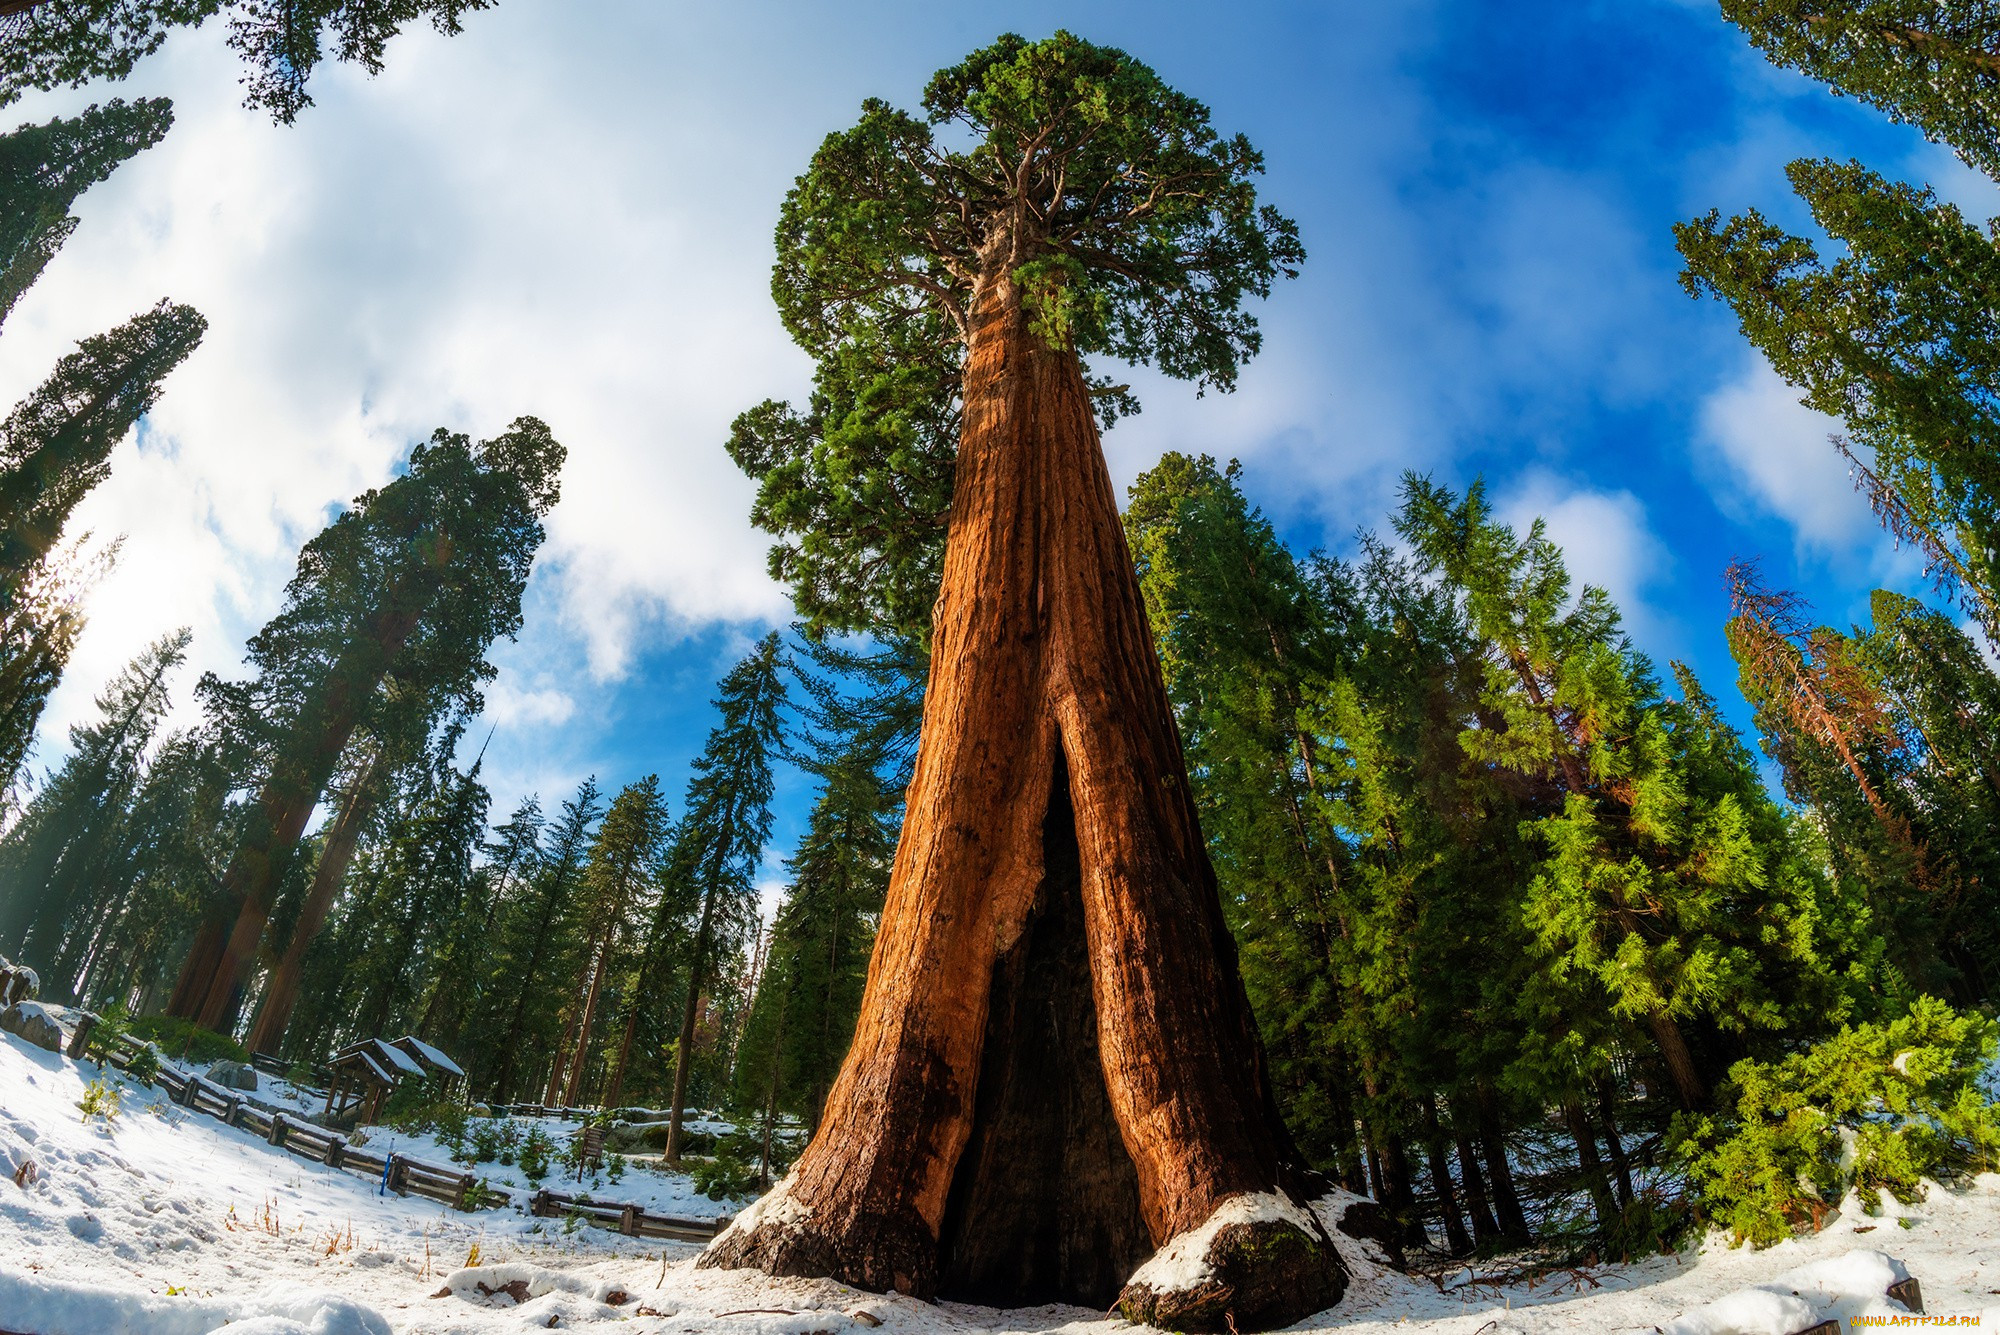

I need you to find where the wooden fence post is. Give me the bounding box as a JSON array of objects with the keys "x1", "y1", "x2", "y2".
[
  {"x1": 619, "y1": 1205, "x2": 638, "y2": 1237},
  {"x1": 268, "y1": 1113, "x2": 287, "y2": 1147},
  {"x1": 64, "y1": 1013, "x2": 97, "y2": 1060},
  {"x1": 325, "y1": 1136, "x2": 345, "y2": 1169},
  {"x1": 530, "y1": 1188, "x2": 551, "y2": 1218}
]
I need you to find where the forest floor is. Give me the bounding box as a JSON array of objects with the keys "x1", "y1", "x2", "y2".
[{"x1": 2, "y1": 1030, "x2": 1997, "y2": 1335}]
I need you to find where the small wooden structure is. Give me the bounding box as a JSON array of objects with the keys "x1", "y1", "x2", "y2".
[{"x1": 322, "y1": 1034, "x2": 468, "y2": 1123}]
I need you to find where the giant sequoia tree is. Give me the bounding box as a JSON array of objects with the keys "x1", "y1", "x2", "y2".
[
  {"x1": 703, "y1": 34, "x2": 1338, "y2": 1331},
  {"x1": 167, "y1": 419, "x2": 561, "y2": 1028}
]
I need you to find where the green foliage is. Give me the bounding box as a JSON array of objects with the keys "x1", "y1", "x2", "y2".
[
  {"x1": 77, "y1": 1076, "x2": 121, "y2": 1124},
  {"x1": 381, "y1": 1073, "x2": 465, "y2": 1143},
  {"x1": 0, "y1": 302, "x2": 207, "y2": 615},
  {"x1": 1687, "y1": 4, "x2": 2000, "y2": 643},
  {"x1": 0, "y1": 98, "x2": 172, "y2": 333},
  {"x1": 0, "y1": 630, "x2": 187, "y2": 972},
  {"x1": 0, "y1": 1, "x2": 498, "y2": 125},
  {"x1": 605, "y1": 1150, "x2": 626, "y2": 1184},
  {"x1": 736, "y1": 31, "x2": 1300, "y2": 643},
  {"x1": 517, "y1": 1126, "x2": 554, "y2": 1184},
  {"x1": 689, "y1": 1145, "x2": 760, "y2": 1201},
  {"x1": 128, "y1": 1017, "x2": 248, "y2": 1067},
  {"x1": 1718, "y1": 1, "x2": 2000, "y2": 182},
  {"x1": 1672, "y1": 997, "x2": 2000, "y2": 1246}
]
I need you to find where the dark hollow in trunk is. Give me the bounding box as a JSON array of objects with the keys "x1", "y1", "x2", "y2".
[{"x1": 937, "y1": 758, "x2": 1153, "y2": 1309}]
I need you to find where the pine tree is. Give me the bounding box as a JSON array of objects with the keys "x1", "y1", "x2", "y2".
[
  {"x1": 1398, "y1": 478, "x2": 1835, "y2": 1135},
  {"x1": 731, "y1": 733, "x2": 895, "y2": 1134},
  {"x1": 0, "y1": 535, "x2": 110, "y2": 797},
  {"x1": 481, "y1": 778, "x2": 598, "y2": 1104},
  {"x1": 555, "y1": 773, "x2": 669, "y2": 1108},
  {"x1": 0, "y1": 301, "x2": 205, "y2": 611},
  {"x1": 0, "y1": 627, "x2": 186, "y2": 984},
  {"x1": 663, "y1": 634, "x2": 783, "y2": 1159},
  {"x1": 1, "y1": 1, "x2": 500, "y2": 124},
  {"x1": 0, "y1": 97, "x2": 173, "y2": 331},
  {"x1": 1682, "y1": 4, "x2": 2000, "y2": 642},
  {"x1": 1727, "y1": 566, "x2": 2000, "y2": 999}
]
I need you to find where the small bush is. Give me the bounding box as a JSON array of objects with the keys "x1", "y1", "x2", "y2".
[
  {"x1": 127, "y1": 1017, "x2": 250, "y2": 1068},
  {"x1": 606, "y1": 1151, "x2": 627, "y2": 1184},
  {"x1": 78, "y1": 1078, "x2": 122, "y2": 1124},
  {"x1": 1672, "y1": 996, "x2": 2000, "y2": 1246},
  {"x1": 519, "y1": 1126, "x2": 554, "y2": 1184}
]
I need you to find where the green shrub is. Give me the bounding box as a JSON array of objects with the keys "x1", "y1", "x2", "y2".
[
  {"x1": 127, "y1": 1017, "x2": 249, "y2": 1068},
  {"x1": 381, "y1": 1075, "x2": 466, "y2": 1150},
  {"x1": 689, "y1": 1150, "x2": 760, "y2": 1201},
  {"x1": 606, "y1": 1151, "x2": 627, "y2": 1184},
  {"x1": 518, "y1": 1126, "x2": 554, "y2": 1184},
  {"x1": 1672, "y1": 996, "x2": 2000, "y2": 1246},
  {"x1": 78, "y1": 1078, "x2": 122, "y2": 1124}
]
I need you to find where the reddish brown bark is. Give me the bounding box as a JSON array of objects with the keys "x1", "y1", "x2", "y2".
[
  {"x1": 174, "y1": 557, "x2": 437, "y2": 1029},
  {"x1": 245, "y1": 761, "x2": 381, "y2": 1055},
  {"x1": 700, "y1": 227, "x2": 1341, "y2": 1328}
]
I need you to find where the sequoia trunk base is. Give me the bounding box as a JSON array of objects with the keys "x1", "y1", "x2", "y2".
[{"x1": 698, "y1": 235, "x2": 1344, "y2": 1330}]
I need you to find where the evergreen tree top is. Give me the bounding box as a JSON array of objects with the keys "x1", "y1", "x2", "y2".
[
  {"x1": 777, "y1": 30, "x2": 1303, "y2": 391},
  {"x1": 1, "y1": 1, "x2": 496, "y2": 124},
  {"x1": 1719, "y1": 1, "x2": 2000, "y2": 182}
]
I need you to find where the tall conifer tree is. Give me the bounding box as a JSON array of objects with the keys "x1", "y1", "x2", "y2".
[
  {"x1": 170, "y1": 418, "x2": 562, "y2": 1027},
  {"x1": 663, "y1": 634, "x2": 783, "y2": 1158}
]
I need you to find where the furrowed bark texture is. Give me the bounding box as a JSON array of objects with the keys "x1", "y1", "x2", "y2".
[{"x1": 701, "y1": 238, "x2": 1342, "y2": 1326}]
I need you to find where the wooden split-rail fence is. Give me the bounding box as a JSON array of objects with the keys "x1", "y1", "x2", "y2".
[{"x1": 82, "y1": 1032, "x2": 730, "y2": 1242}]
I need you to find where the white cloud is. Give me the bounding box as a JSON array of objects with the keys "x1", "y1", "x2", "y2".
[
  {"x1": 1497, "y1": 471, "x2": 1678, "y2": 651},
  {"x1": 482, "y1": 678, "x2": 576, "y2": 730},
  {"x1": 1694, "y1": 356, "x2": 1881, "y2": 560}
]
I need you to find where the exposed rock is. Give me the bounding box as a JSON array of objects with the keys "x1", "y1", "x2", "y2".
[
  {"x1": 2, "y1": 964, "x2": 39, "y2": 1006},
  {"x1": 2, "y1": 1001, "x2": 63, "y2": 1052},
  {"x1": 204, "y1": 1060, "x2": 259, "y2": 1091}
]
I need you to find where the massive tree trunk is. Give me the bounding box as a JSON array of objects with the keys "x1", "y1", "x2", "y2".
[
  {"x1": 244, "y1": 758, "x2": 380, "y2": 1055},
  {"x1": 172, "y1": 593, "x2": 428, "y2": 1030},
  {"x1": 700, "y1": 225, "x2": 1343, "y2": 1332}
]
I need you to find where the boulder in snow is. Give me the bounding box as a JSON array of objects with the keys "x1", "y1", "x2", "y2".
[
  {"x1": 2, "y1": 963, "x2": 38, "y2": 1005},
  {"x1": 205, "y1": 1059, "x2": 259, "y2": 1091},
  {"x1": 2, "y1": 1000, "x2": 63, "y2": 1051}
]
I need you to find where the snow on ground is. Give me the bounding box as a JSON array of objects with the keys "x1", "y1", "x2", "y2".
[{"x1": 5, "y1": 1029, "x2": 2000, "y2": 1333}]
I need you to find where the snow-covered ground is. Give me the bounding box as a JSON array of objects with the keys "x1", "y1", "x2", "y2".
[{"x1": 4, "y1": 1028, "x2": 1998, "y2": 1334}]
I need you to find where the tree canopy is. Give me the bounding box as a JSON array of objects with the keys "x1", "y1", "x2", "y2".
[
  {"x1": 0, "y1": 0, "x2": 498, "y2": 123},
  {"x1": 730, "y1": 31, "x2": 1303, "y2": 643}
]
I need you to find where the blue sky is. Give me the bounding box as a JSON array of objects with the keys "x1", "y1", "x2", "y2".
[{"x1": 2, "y1": 0, "x2": 1988, "y2": 886}]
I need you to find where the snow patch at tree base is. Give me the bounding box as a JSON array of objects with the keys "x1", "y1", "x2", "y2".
[{"x1": 1116, "y1": 1191, "x2": 1347, "y2": 1333}]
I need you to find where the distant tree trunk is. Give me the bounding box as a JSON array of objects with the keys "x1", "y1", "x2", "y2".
[
  {"x1": 1564, "y1": 1098, "x2": 1619, "y2": 1240},
  {"x1": 601, "y1": 998, "x2": 642, "y2": 1111},
  {"x1": 1596, "y1": 1078, "x2": 1634, "y2": 1209},
  {"x1": 544, "y1": 1007, "x2": 582, "y2": 1105},
  {"x1": 561, "y1": 937, "x2": 613, "y2": 1107},
  {"x1": 245, "y1": 760, "x2": 380, "y2": 1055},
  {"x1": 1475, "y1": 1085, "x2": 1529, "y2": 1240},
  {"x1": 700, "y1": 222, "x2": 1342, "y2": 1327},
  {"x1": 664, "y1": 895, "x2": 717, "y2": 1163},
  {"x1": 1380, "y1": 1132, "x2": 1425, "y2": 1248},
  {"x1": 1646, "y1": 1010, "x2": 1708, "y2": 1111},
  {"x1": 1453, "y1": 1131, "x2": 1500, "y2": 1246},
  {"x1": 1420, "y1": 1096, "x2": 1471, "y2": 1256},
  {"x1": 759, "y1": 985, "x2": 790, "y2": 1190}
]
